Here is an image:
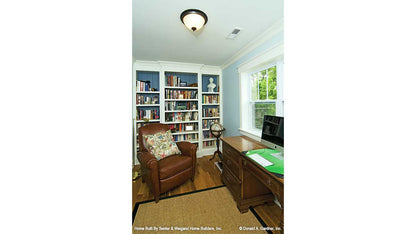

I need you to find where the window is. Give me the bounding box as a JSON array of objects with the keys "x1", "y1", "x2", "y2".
[
  {"x1": 238, "y1": 44, "x2": 283, "y2": 138},
  {"x1": 250, "y1": 66, "x2": 277, "y2": 130}
]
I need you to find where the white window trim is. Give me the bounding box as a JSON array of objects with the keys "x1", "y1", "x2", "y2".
[{"x1": 238, "y1": 43, "x2": 283, "y2": 138}]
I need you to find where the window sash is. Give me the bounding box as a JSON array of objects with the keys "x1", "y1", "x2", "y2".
[{"x1": 249, "y1": 65, "x2": 277, "y2": 102}]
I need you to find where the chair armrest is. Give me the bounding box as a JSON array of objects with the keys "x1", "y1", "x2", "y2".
[
  {"x1": 138, "y1": 151, "x2": 158, "y2": 169},
  {"x1": 176, "y1": 142, "x2": 197, "y2": 158}
]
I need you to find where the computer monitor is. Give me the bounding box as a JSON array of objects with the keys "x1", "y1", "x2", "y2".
[{"x1": 261, "y1": 115, "x2": 284, "y2": 152}]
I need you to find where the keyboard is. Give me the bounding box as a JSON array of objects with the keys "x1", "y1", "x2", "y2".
[{"x1": 248, "y1": 153, "x2": 273, "y2": 167}]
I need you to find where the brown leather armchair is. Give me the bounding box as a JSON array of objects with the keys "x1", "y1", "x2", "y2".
[{"x1": 137, "y1": 123, "x2": 197, "y2": 203}]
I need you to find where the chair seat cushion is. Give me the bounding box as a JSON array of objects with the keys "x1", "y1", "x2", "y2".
[{"x1": 158, "y1": 154, "x2": 192, "y2": 180}]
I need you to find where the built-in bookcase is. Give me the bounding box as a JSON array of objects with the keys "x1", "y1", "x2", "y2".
[
  {"x1": 134, "y1": 71, "x2": 161, "y2": 154},
  {"x1": 164, "y1": 71, "x2": 199, "y2": 146},
  {"x1": 201, "y1": 74, "x2": 221, "y2": 150},
  {"x1": 133, "y1": 61, "x2": 222, "y2": 165}
]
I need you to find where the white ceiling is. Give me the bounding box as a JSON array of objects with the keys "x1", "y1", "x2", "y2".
[{"x1": 133, "y1": 0, "x2": 283, "y2": 66}]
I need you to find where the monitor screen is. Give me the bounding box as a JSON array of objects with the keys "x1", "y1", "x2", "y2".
[{"x1": 261, "y1": 115, "x2": 284, "y2": 149}]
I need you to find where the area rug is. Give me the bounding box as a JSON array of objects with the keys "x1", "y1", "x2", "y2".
[{"x1": 132, "y1": 186, "x2": 270, "y2": 233}]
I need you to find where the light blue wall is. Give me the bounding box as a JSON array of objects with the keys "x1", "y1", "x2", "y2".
[{"x1": 222, "y1": 32, "x2": 283, "y2": 137}]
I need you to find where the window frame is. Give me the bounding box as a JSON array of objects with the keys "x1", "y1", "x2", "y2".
[
  {"x1": 249, "y1": 64, "x2": 278, "y2": 131},
  {"x1": 238, "y1": 44, "x2": 283, "y2": 139}
]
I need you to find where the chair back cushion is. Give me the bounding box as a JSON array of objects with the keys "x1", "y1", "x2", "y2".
[
  {"x1": 143, "y1": 130, "x2": 181, "y2": 160},
  {"x1": 138, "y1": 123, "x2": 171, "y2": 150}
]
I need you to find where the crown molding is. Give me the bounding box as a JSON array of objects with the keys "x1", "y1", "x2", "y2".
[
  {"x1": 157, "y1": 60, "x2": 204, "y2": 73},
  {"x1": 221, "y1": 19, "x2": 283, "y2": 70},
  {"x1": 201, "y1": 65, "x2": 222, "y2": 74},
  {"x1": 133, "y1": 60, "x2": 161, "y2": 71},
  {"x1": 237, "y1": 43, "x2": 283, "y2": 73}
]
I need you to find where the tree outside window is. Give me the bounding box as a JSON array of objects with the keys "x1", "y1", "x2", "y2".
[{"x1": 250, "y1": 66, "x2": 277, "y2": 129}]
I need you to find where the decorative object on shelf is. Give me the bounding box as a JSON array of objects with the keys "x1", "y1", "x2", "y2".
[
  {"x1": 207, "y1": 77, "x2": 216, "y2": 92},
  {"x1": 188, "y1": 82, "x2": 198, "y2": 87},
  {"x1": 209, "y1": 122, "x2": 225, "y2": 164},
  {"x1": 180, "y1": 9, "x2": 208, "y2": 32},
  {"x1": 180, "y1": 82, "x2": 187, "y2": 87},
  {"x1": 185, "y1": 112, "x2": 191, "y2": 121}
]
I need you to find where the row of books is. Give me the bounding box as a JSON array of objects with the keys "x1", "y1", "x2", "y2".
[
  {"x1": 203, "y1": 131, "x2": 215, "y2": 139},
  {"x1": 173, "y1": 134, "x2": 198, "y2": 142},
  {"x1": 136, "y1": 109, "x2": 160, "y2": 120},
  {"x1": 166, "y1": 75, "x2": 197, "y2": 87},
  {"x1": 136, "y1": 80, "x2": 152, "y2": 92},
  {"x1": 136, "y1": 94, "x2": 159, "y2": 105},
  {"x1": 165, "y1": 112, "x2": 198, "y2": 122},
  {"x1": 202, "y1": 119, "x2": 218, "y2": 129},
  {"x1": 203, "y1": 141, "x2": 216, "y2": 147},
  {"x1": 168, "y1": 123, "x2": 198, "y2": 133},
  {"x1": 202, "y1": 108, "x2": 220, "y2": 117},
  {"x1": 165, "y1": 90, "x2": 197, "y2": 99},
  {"x1": 165, "y1": 101, "x2": 197, "y2": 111},
  {"x1": 202, "y1": 95, "x2": 219, "y2": 104}
]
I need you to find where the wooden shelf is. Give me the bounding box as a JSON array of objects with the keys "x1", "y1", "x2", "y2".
[
  {"x1": 164, "y1": 120, "x2": 198, "y2": 124},
  {"x1": 202, "y1": 138, "x2": 217, "y2": 142},
  {"x1": 177, "y1": 140, "x2": 199, "y2": 144},
  {"x1": 202, "y1": 117, "x2": 220, "y2": 119},
  {"x1": 165, "y1": 86, "x2": 198, "y2": 90},
  {"x1": 136, "y1": 104, "x2": 160, "y2": 107},
  {"x1": 171, "y1": 131, "x2": 199, "y2": 135},
  {"x1": 136, "y1": 91, "x2": 160, "y2": 94},
  {"x1": 165, "y1": 110, "x2": 198, "y2": 113},
  {"x1": 165, "y1": 99, "x2": 198, "y2": 101},
  {"x1": 136, "y1": 119, "x2": 160, "y2": 123}
]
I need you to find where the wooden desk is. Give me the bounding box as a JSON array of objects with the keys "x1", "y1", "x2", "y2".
[{"x1": 221, "y1": 136, "x2": 284, "y2": 228}]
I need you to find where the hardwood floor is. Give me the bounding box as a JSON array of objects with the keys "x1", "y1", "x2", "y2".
[{"x1": 132, "y1": 155, "x2": 283, "y2": 233}]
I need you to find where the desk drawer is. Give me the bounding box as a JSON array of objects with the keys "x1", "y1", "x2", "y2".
[
  {"x1": 223, "y1": 142, "x2": 240, "y2": 165},
  {"x1": 244, "y1": 158, "x2": 281, "y2": 195},
  {"x1": 223, "y1": 155, "x2": 239, "y2": 179},
  {"x1": 222, "y1": 166, "x2": 241, "y2": 201}
]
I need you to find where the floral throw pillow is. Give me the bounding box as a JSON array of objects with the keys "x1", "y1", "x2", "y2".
[{"x1": 143, "y1": 130, "x2": 181, "y2": 160}]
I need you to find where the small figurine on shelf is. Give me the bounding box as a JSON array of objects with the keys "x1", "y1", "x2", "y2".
[
  {"x1": 185, "y1": 112, "x2": 191, "y2": 121},
  {"x1": 207, "y1": 77, "x2": 216, "y2": 92}
]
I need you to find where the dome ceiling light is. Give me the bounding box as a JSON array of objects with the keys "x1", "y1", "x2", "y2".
[{"x1": 180, "y1": 9, "x2": 208, "y2": 32}]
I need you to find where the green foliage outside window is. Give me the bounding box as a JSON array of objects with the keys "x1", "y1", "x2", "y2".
[
  {"x1": 254, "y1": 103, "x2": 276, "y2": 129},
  {"x1": 251, "y1": 66, "x2": 277, "y2": 130}
]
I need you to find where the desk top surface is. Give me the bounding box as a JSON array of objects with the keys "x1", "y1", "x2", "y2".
[
  {"x1": 221, "y1": 135, "x2": 267, "y2": 151},
  {"x1": 221, "y1": 135, "x2": 284, "y2": 184}
]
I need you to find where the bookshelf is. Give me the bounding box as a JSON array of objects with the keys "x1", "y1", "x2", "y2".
[
  {"x1": 201, "y1": 74, "x2": 221, "y2": 151},
  {"x1": 134, "y1": 70, "x2": 161, "y2": 158},
  {"x1": 164, "y1": 71, "x2": 199, "y2": 149},
  {"x1": 133, "y1": 61, "x2": 222, "y2": 165}
]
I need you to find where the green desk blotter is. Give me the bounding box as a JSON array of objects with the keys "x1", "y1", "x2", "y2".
[{"x1": 245, "y1": 148, "x2": 284, "y2": 175}]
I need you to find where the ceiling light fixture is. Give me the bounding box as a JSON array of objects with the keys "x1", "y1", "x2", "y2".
[{"x1": 180, "y1": 9, "x2": 208, "y2": 32}]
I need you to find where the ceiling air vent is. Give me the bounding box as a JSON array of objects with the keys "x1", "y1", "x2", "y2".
[{"x1": 226, "y1": 27, "x2": 243, "y2": 39}]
